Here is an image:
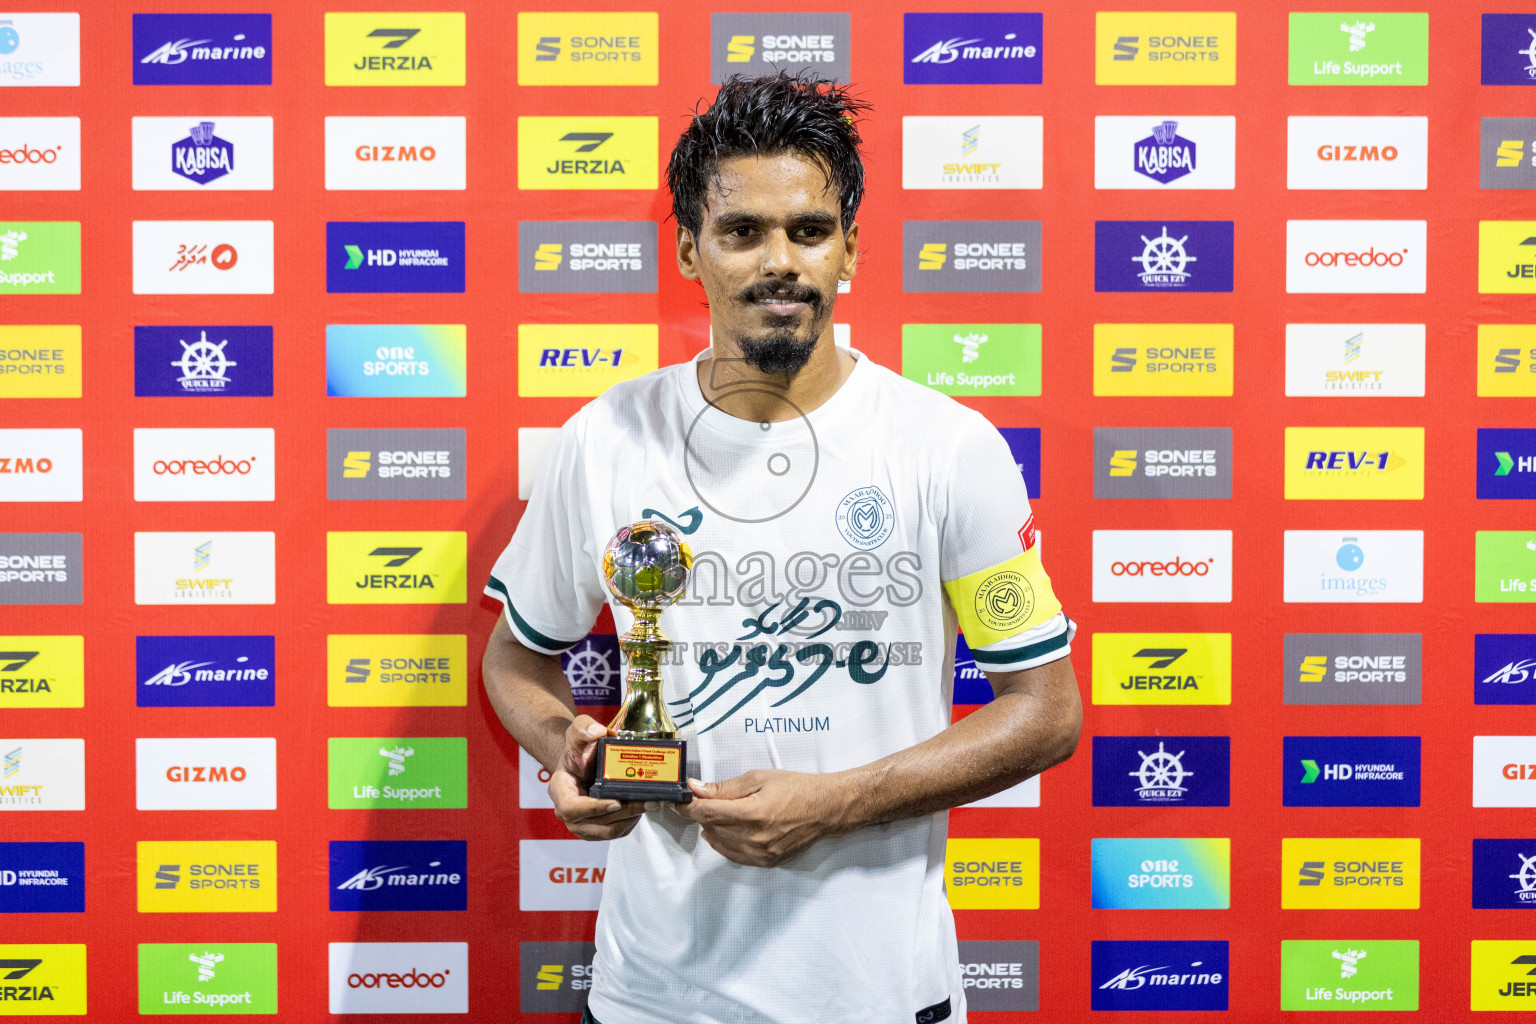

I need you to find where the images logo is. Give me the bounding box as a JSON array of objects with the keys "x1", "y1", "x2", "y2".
[
  {"x1": 330, "y1": 840, "x2": 466, "y2": 911},
  {"x1": 519, "y1": 839, "x2": 608, "y2": 911},
  {"x1": 1092, "y1": 736, "x2": 1230, "y2": 806},
  {"x1": 901, "y1": 323, "x2": 1042, "y2": 397},
  {"x1": 1284, "y1": 323, "x2": 1425, "y2": 396},
  {"x1": 1093, "y1": 115, "x2": 1235, "y2": 190},
  {"x1": 0, "y1": 944, "x2": 85, "y2": 1014},
  {"x1": 1283, "y1": 531, "x2": 1423, "y2": 604},
  {"x1": 324, "y1": 115, "x2": 466, "y2": 190},
  {"x1": 134, "y1": 326, "x2": 273, "y2": 398},
  {"x1": 1093, "y1": 531, "x2": 1232, "y2": 603},
  {"x1": 1476, "y1": 531, "x2": 1536, "y2": 603},
  {"x1": 1093, "y1": 428, "x2": 1231, "y2": 499},
  {"x1": 517, "y1": 117, "x2": 658, "y2": 191},
  {"x1": 135, "y1": 635, "x2": 275, "y2": 708},
  {"x1": 0, "y1": 533, "x2": 81, "y2": 606},
  {"x1": 1284, "y1": 736, "x2": 1420, "y2": 807},
  {"x1": 1280, "y1": 939, "x2": 1419, "y2": 1010},
  {"x1": 0, "y1": 428, "x2": 80, "y2": 502},
  {"x1": 1480, "y1": 14, "x2": 1536, "y2": 85},
  {"x1": 1091, "y1": 633, "x2": 1232, "y2": 705},
  {"x1": 517, "y1": 221, "x2": 656, "y2": 294},
  {"x1": 0, "y1": 221, "x2": 80, "y2": 294},
  {"x1": 138, "y1": 942, "x2": 277, "y2": 1015},
  {"x1": 326, "y1": 324, "x2": 467, "y2": 398},
  {"x1": 327, "y1": 221, "x2": 464, "y2": 294},
  {"x1": 944, "y1": 838, "x2": 1039, "y2": 910},
  {"x1": 519, "y1": 942, "x2": 596, "y2": 1013},
  {"x1": 328, "y1": 942, "x2": 468, "y2": 1015},
  {"x1": 903, "y1": 221, "x2": 1042, "y2": 293},
  {"x1": 1093, "y1": 323, "x2": 1233, "y2": 396},
  {"x1": 517, "y1": 324, "x2": 658, "y2": 397},
  {"x1": 0, "y1": 13, "x2": 80, "y2": 86},
  {"x1": 328, "y1": 736, "x2": 467, "y2": 809},
  {"x1": 1473, "y1": 839, "x2": 1536, "y2": 909},
  {"x1": 328, "y1": 634, "x2": 467, "y2": 708},
  {"x1": 901, "y1": 116, "x2": 1043, "y2": 190},
  {"x1": 327, "y1": 428, "x2": 465, "y2": 502},
  {"x1": 0, "y1": 117, "x2": 80, "y2": 190},
  {"x1": 1287, "y1": 115, "x2": 1428, "y2": 189},
  {"x1": 133, "y1": 428, "x2": 274, "y2": 502},
  {"x1": 1286, "y1": 220, "x2": 1426, "y2": 294},
  {"x1": 902, "y1": 13, "x2": 1042, "y2": 85},
  {"x1": 0, "y1": 325, "x2": 81, "y2": 400},
  {"x1": 324, "y1": 13, "x2": 465, "y2": 86},
  {"x1": 132, "y1": 221, "x2": 273, "y2": 295},
  {"x1": 1282, "y1": 838, "x2": 1420, "y2": 909},
  {"x1": 517, "y1": 12, "x2": 657, "y2": 86},
  {"x1": 1092, "y1": 837, "x2": 1230, "y2": 909},
  {"x1": 135, "y1": 737, "x2": 275, "y2": 811},
  {"x1": 1288, "y1": 12, "x2": 1427, "y2": 85},
  {"x1": 1478, "y1": 325, "x2": 1536, "y2": 397},
  {"x1": 1092, "y1": 941, "x2": 1228, "y2": 1011},
  {"x1": 132, "y1": 13, "x2": 272, "y2": 85},
  {"x1": 0, "y1": 841, "x2": 84, "y2": 913},
  {"x1": 1094, "y1": 221, "x2": 1233, "y2": 292},
  {"x1": 1476, "y1": 635, "x2": 1536, "y2": 705},
  {"x1": 1283, "y1": 427, "x2": 1423, "y2": 500},
  {"x1": 0, "y1": 637, "x2": 83, "y2": 709},
  {"x1": 710, "y1": 13, "x2": 849, "y2": 82}
]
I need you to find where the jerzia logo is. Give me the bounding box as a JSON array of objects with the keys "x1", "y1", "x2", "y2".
[
  {"x1": 324, "y1": 13, "x2": 465, "y2": 86},
  {"x1": 517, "y1": 117, "x2": 658, "y2": 190}
]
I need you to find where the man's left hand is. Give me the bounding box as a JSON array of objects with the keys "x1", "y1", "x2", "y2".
[{"x1": 674, "y1": 769, "x2": 848, "y2": 868}]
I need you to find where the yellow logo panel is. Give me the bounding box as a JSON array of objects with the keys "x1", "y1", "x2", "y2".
[
  {"x1": 1281, "y1": 838, "x2": 1419, "y2": 909},
  {"x1": 518, "y1": 324, "x2": 658, "y2": 397},
  {"x1": 1479, "y1": 221, "x2": 1536, "y2": 294},
  {"x1": 324, "y1": 13, "x2": 466, "y2": 86},
  {"x1": 326, "y1": 531, "x2": 467, "y2": 605},
  {"x1": 1093, "y1": 324, "x2": 1234, "y2": 396},
  {"x1": 1092, "y1": 632, "x2": 1232, "y2": 705},
  {"x1": 1471, "y1": 940, "x2": 1536, "y2": 1010},
  {"x1": 0, "y1": 944, "x2": 85, "y2": 1015},
  {"x1": 137, "y1": 841, "x2": 276, "y2": 913},
  {"x1": 517, "y1": 12, "x2": 658, "y2": 86},
  {"x1": 1284, "y1": 427, "x2": 1424, "y2": 500},
  {"x1": 517, "y1": 116, "x2": 658, "y2": 190},
  {"x1": 0, "y1": 636, "x2": 83, "y2": 708},
  {"x1": 0, "y1": 326, "x2": 81, "y2": 399},
  {"x1": 943, "y1": 549, "x2": 1063, "y2": 648},
  {"x1": 945, "y1": 838, "x2": 1039, "y2": 910},
  {"x1": 328, "y1": 634, "x2": 468, "y2": 707},
  {"x1": 1479, "y1": 326, "x2": 1536, "y2": 396},
  {"x1": 1095, "y1": 12, "x2": 1237, "y2": 85}
]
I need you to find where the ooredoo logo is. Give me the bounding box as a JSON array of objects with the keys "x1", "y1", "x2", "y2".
[
  {"x1": 0, "y1": 119, "x2": 79, "y2": 190},
  {"x1": 328, "y1": 942, "x2": 467, "y2": 1014},
  {"x1": 134, "y1": 428, "x2": 274, "y2": 502},
  {"x1": 1287, "y1": 220, "x2": 1426, "y2": 294},
  {"x1": 1093, "y1": 531, "x2": 1232, "y2": 603}
]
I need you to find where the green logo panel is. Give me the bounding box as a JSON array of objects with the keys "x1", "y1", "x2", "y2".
[
  {"x1": 1476, "y1": 531, "x2": 1536, "y2": 602},
  {"x1": 901, "y1": 324, "x2": 1042, "y2": 397},
  {"x1": 138, "y1": 943, "x2": 277, "y2": 1015},
  {"x1": 1280, "y1": 940, "x2": 1418, "y2": 1011},
  {"x1": 1288, "y1": 13, "x2": 1429, "y2": 85},
  {"x1": 0, "y1": 222, "x2": 82, "y2": 294},
  {"x1": 328, "y1": 736, "x2": 468, "y2": 808}
]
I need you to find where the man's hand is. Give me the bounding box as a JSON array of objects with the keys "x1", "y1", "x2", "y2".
[
  {"x1": 548, "y1": 715, "x2": 646, "y2": 841},
  {"x1": 675, "y1": 769, "x2": 848, "y2": 867}
]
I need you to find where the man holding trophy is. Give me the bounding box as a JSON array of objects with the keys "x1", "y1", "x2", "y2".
[{"x1": 483, "y1": 73, "x2": 1081, "y2": 1024}]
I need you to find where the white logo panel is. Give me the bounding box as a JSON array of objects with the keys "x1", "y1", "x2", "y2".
[
  {"x1": 131, "y1": 116, "x2": 274, "y2": 191},
  {"x1": 1287, "y1": 116, "x2": 1428, "y2": 190},
  {"x1": 519, "y1": 839, "x2": 607, "y2": 911},
  {"x1": 901, "y1": 116, "x2": 1043, "y2": 190},
  {"x1": 134, "y1": 427, "x2": 274, "y2": 502},
  {"x1": 328, "y1": 942, "x2": 468, "y2": 1014},
  {"x1": 1286, "y1": 220, "x2": 1427, "y2": 294},
  {"x1": 0, "y1": 428, "x2": 81, "y2": 501},
  {"x1": 1093, "y1": 115, "x2": 1236, "y2": 189},
  {"x1": 134, "y1": 531, "x2": 276, "y2": 606},
  {"x1": 1474, "y1": 736, "x2": 1536, "y2": 808},
  {"x1": 0, "y1": 117, "x2": 80, "y2": 189},
  {"x1": 1092, "y1": 530, "x2": 1233, "y2": 603},
  {"x1": 325, "y1": 116, "x2": 467, "y2": 191},
  {"x1": 1284, "y1": 324, "x2": 1426, "y2": 396},
  {"x1": 135, "y1": 737, "x2": 276, "y2": 810},
  {"x1": 963, "y1": 774, "x2": 1041, "y2": 809},
  {"x1": 516, "y1": 427, "x2": 558, "y2": 502},
  {"x1": 518, "y1": 747, "x2": 554, "y2": 809},
  {"x1": 132, "y1": 220, "x2": 274, "y2": 295},
  {"x1": 1283, "y1": 530, "x2": 1423, "y2": 604},
  {"x1": 0, "y1": 738, "x2": 84, "y2": 811},
  {"x1": 0, "y1": 13, "x2": 81, "y2": 87}
]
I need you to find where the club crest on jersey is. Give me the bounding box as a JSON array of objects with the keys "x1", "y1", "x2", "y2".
[
  {"x1": 975, "y1": 569, "x2": 1035, "y2": 632},
  {"x1": 834, "y1": 486, "x2": 895, "y2": 550}
]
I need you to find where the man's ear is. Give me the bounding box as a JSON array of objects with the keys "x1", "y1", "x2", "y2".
[
  {"x1": 676, "y1": 223, "x2": 701, "y2": 282},
  {"x1": 840, "y1": 221, "x2": 859, "y2": 282}
]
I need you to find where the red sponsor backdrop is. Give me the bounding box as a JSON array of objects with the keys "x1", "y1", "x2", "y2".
[{"x1": 6, "y1": 0, "x2": 1534, "y2": 1019}]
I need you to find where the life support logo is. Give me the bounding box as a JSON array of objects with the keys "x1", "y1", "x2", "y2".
[{"x1": 833, "y1": 486, "x2": 894, "y2": 550}]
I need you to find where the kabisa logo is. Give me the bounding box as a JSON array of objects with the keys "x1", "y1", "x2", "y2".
[
  {"x1": 901, "y1": 323, "x2": 1044, "y2": 397},
  {"x1": 1134, "y1": 120, "x2": 1195, "y2": 183},
  {"x1": 0, "y1": 533, "x2": 81, "y2": 606},
  {"x1": 560, "y1": 634, "x2": 621, "y2": 705},
  {"x1": 1094, "y1": 220, "x2": 1234, "y2": 292},
  {"x1": 1284, "y1": 736, "x2": 1420, "y2": 807},
  {"x1": 1091, "y1": 838, "x2": 1230, "y2": 909},
  {"x1": 0, "y1": 428, "x2": 81, "y2": 503},
  {"x1": 519, "y1": 840, "x2": 608, "y2": 911},
  {"x1": 0, "y1": 842, "x2": 84, "y2": 913},
  {"x1": 1092, "y1": 735, "x2": 1230, "y2": 807},
  {"x1": 1093, "y1": 427, "x2": 1232, "y2": 500},
  {"x1": 327, "y1": 428, "x2": 466, "y2": 502},
  {"x1": 518, "y1": 221, "x2": 657, "y2": 294},
  {"x1": 0, "y1": 221, "x2": 81, "y2": 294},
  {"x1": 519, "y1": 942, "x2": 597, "y2": 1013},
  {"x1": 710, "y1": 13, "x2": 850, "y2": 82},
  {"x1": 1286, "y1": 220, "x2": 1426, "y2": 294},
  {"x1": 0, "y1": 324, "x2": 82, "y2": 400},
  {"x1": 324, "y1": 14, "x2": 466, "y2": 86},
  {"x1": 137, "y1": 942, "x2": 278, "y2": 1015},
  {"x1": 169, "y1": 121, "x2": 232, "y2": 185},
  {"x1": 1282, "y1": 838, "x2": 1419, "y2": 909},
  {"x1": 516, "y1": 117, "x2": 659, "y2": 191},
  {"x1": 131, "y1": 116, "x2": 273, "y2": 192},
  {"x1": 1481, "y1": 117, "x2": 1536, "y2": 190},
  {"x1": 328, "y1": 942, "x2": 468, "y2": 1015},
  {"x1": 327, "y1": 221, "x2": 465, "y2": 294},
  {"x1": 0, "y1": 944, "x2": 86, "y2": 1013},
  {"x1": 1475, "y1": 531, "x2": 1536, "y2": 603},
  {"x1": 958, "y1": 941, "x2": 1039, "y2": 1013},
  {"x1": 517, "y1": 12, "x2": 657, "y2": 86},
  {"x1": 0, "y1": 637, "x2": 83, "y2": 709},
  {"x1": 1287, "y1": 116, "x2": 1427, "y2": 190},
  {"x1": 902, "y1": 12, "x2": 1042, "y2": 85},
  {"x1": 329, "y1": 840, "x2": 466, "y2": 911},
  {"x1": 944, "y1": 838, "x2": 1040, "y2": 910},
  {"x1": 1476, "y1": 634, "x2": 1536, "y2": 706},
  {"x1": 1470, "y1": 941, "x2": 1536, "y2": 1009},
  {"x1": 326, "y1": 324, "x2": 467, "y2": 398},
  {"x1": 1284, "y1": 633, "x2": 1422, "y2": 706},
  {"x1": 903, "y1": 221, "x2": 1042, "y2": 293},
  {"x1": 135, "y1": 635, "x2": 275, "y2": 708},
  {"x1": 1280, "y1": 940, "x2": 1420, "y2": 1011},
  {"x1": 1474, "y1": 735, "x2": 1536, "y2": 807},
  {"x1": 1473, "y1": 839, "x2": 1536, "y2": 909},
  {"x1": 135, "y1": 737, "x2": 276, "y2": 811},
  {"x1": 1482, "y1": 15, "x2": 1536, "y2": 85},
  {"x1": 1288, "y1": 12, "x2": 1428, "y2": 85},
  {"x1": 327, "y1": 737, "x2": 467, "y2": 809},
  {"x1": 1478, "y1": 428, "x2": 1536, "y2": 499},
  {"x1": 1092, "y1": 941, "x2": 1228, "y2": 1011},
  {"x1": 0, "y1": 117, "x2": 79, "y2": 191},
  {"x1": 328, "y1": 634, "x2": 468, "y2": 708},
  {"x1": 1283, "y1": 531, "x2": 1423, "y2": 604},
  {"x1": 1095, "y1": 115, "x2": 1234, "y2": 190},
  {"x1": 833, "y1": 486, "x2": 895, "y2": 551},
  {"x1": 1090, "y1": 633, "x2": 1232, "y2": 705},
  {"x1": 1094, "y1": 12, "x2": 1235, "y2": 85},
  {"x1": 0, "y1": 14, "x2": 81, "y2": 87},
  {"x1": 1284, "y1": 427, "x2": 1424, "y2": 501},
  {"x1": 1284, "y1": 323, "x2": 1426, "y2": 397},
  {"x1": 134, "y1": 326, "x2": 273, "y2": 398},
  {"x1": 132, "y1": 14, "x2": 271, "y2": 85},
  {"x1": 1093, "y1": 530, "x2": 1233, "y2": 603}
]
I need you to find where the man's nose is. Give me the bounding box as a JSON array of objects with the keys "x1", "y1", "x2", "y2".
[{"x1": 758, "y1": 228, "x2": 799, "y2": 278}]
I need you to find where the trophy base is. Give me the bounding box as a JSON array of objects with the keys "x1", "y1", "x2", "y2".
[{"x1": 588, "y1": 737, "x2": 692, "y2": 804}]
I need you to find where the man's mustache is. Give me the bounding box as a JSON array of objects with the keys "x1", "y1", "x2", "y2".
[{"x1": 736, "y1": 282, "x2": 825, "y2": 310}]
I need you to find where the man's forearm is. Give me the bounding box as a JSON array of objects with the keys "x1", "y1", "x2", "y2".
[{"x1": 481, "y1": 616, "x2": 582, "y2": 772}]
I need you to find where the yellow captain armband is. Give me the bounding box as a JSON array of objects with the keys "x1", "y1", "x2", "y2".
[{"x1": 942, "y1": 548, "x2": 1063, "y2": 648}]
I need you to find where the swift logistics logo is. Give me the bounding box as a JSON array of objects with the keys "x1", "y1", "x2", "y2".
[
  {"x1": 133, "y1": 428, "x2": 274, "y2": 502},
  {"x1": 710, "y1": 13, "x2": 850, "y2": 82},
  {"x1": 324, "y1": 116, "x2": 466, "y2": 190},
  {"x1": 519, "y1": 839, "x2": 609, "y2": 911},
  {"x1": 1280, "y1": 939, "x2": 1419, "y2": 1010},
  {"x1": 0, "y1": 944, "x2": 86, "y2": 1014},
  {"x1": 135, "y1": 635, "x2": 275, "y2": 708},
  {"x1": 131, "y1": 220, "x2": 273, "y2": 295},
  {"x1": 1093, "y1": 323, "x2": 1233, "y2": 396},
  {"x1": 944, "y1": 838, "x2": 1040, "y2": 910},
  {"x1": 0, "y1": 841, "x2": 84, "y2": 912},
  {"x1": 1094, "y1": 12, "x2": 1235, "y2": 85},
  {"x1": 1474, "y1": 736, "x2": 1536, "y2": 806},
  {"x1": 1287, "y1": 115, "x2": 1428, "y2": 189},
  {"x1": 327, "y1": 221, "x2": 464, "y2": 294},
  {"x1": 327, "y1": 737, "x2": 467, "y2": 809},
  {"x1": 328, "y1": 634, "x2": 468, "y2": 708},
  {"x1": 327, "y1": 428, "x2": 466, "y2": 501},
  {"x1": 1283, "y1": 531, "x2": 1423, "y2": 603},
  {"x1": 517, "y1": 324, "x2": 658, "y2": 397},
  {"x1": 0, "y1": 117, "x2": 80, "y2": 190},
  {"x1": 0, "y1": 428, "x2": 81, "y2": 502},
  {"x1": 136, "y1": 840, "x2": 275, "y2": 913},
  {"x1": 1094, "y1": 221, "x2": 1233, "y2": 292},
  {"x1": 903, "y1": 221, "x2": 1042, "y2": 293},
  {"x1": 328, "y1": 942, "x2": 468, "y2": 1014},
  {"x1": 131, "y1": 117, "x2": 274, "y2": 191},
  {"x1": 1092, "y1": 735, "x2": 1230, "y2": 806},
  {"x1": 135, "y1": 737, "x2": 276, "y2": 811},
  {"x1": 1094, "y1": 116, "x2": 1235, "y2": 189},
  {"x1": 1092, "y1": 530, "x2": 1233, "y2": 603},
  {"x1": 326, "y1": 324, "x2": 467, "y2": 397},
  {"x1": 1284, "y1": 323, "x2": 1425, "y2": 396},
  {"x1": 0, "y1": 325, "x2": 82, "y2": 399},
  {"x1": 1476, "y1": 634, "x2": 1536, "y2": 705},
  {"x1": 133, "y1": 532, "x2": 275, "y2": 606},
  {"x1": 519, "y1": 942, "x2": 597, "y2": 1013},
  {"x1": 326, "y1": 532, "x2": 466, "y2": 604},
  {"x1": 330, "y1": 840, "x2": 466, "y2": 911},
  {"x1": 958, "y1": 941, "x2": 1039, "y2": 1012},
  {"x1": 1479, "y1": 428, "x2": 1536, "y2": 498},
  {"x1": 1091, "y1": 633, "x2": 1232, "y2": 705},
  {"x1": 1091, "y1": 940, "x2": 1228, "y2": 1011},
  {"x1": 138, "y1": 942, "x2": 277, "y2": 1015},
  {"x1": 901, "y1": 323, "x2": 1042, "y2": 397},
  {"x1": 0, "y1": 637, "x2": 83, "y2": 709},
  {"x1": 1481, "y1": 118, "x2": 1536, "y2": 189},
  {"x1": 1288, "y1": 13, "x2": 1427, "y2": 85},
  {"x1": 517, "y1": 12, "x2": 657, "y2": 86},
  {"x1": 1091, "y1": 837, "x2": 1230, "y2": 909},
  {"x1": 1093, "y1": 427, "x2": 1232, "y2": 499},
  {"x1": 1471, "y1": 940, "x2": 1536, "y2": 1009},
  {"x1": 1287, "y1": 220, "x2": 1426, "y2": 293},
  {"x1": 0, "y1": 13, "x2": 80, "y2": 86},
  {"x1": 517, "y1": 117, "x2": 659, "y2": 190},
  {"x1": 901, "y1": 116, "x2": 1043, "y2": 190},
  {"x1": 1476, "y1": 531, "x2": 1536, "y2": 602},
  {"x1": 1282, "y1": 837, "x2": 1420, "y2": 909},
  {"x1": 134, "y1": 326, "x2": 272, "y2": 398},
  {"x1": 323, "y1": 13, "x2": 465, "y2": 86},
  {"x1": 1473, "y1": 838, "x2": 1536, "y2": 909},
  {"x1": 518, "y1": 221, "x2": 657, "y2": 293},
  {"x1": 1482, "y1": 14, "x2": 1536, "y2": 85},
  {"x1": 132, "y1": 13, "x2": 271, "y2": 86},
  {"x1": 1284, "y1": 634, "x2": 1422, "y2": 705},
  {"x1": 1283, "y1": 736, "x2": 1420, "y2": 807},
  {"x1": 1479, "y1": 327, "x2": 1536, "y2": 396},
  {"x1": 0, "y1": 533, "x2": 81, "y2": 605},
  {"x1": 902, "y1": 12, "x2": 1042, "y2": 84},
  {"x1": 1283, "y1": 427, "x2": 1424, "y2": 500},
  {"x1": 0, "y1": 739, "x2": 83, "y2": 811},
  {"x1": 0, "y1": 222, "x2": 80, "y2": 294}
]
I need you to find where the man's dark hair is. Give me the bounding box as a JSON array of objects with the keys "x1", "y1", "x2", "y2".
[{"x1": 668, "y1": 71, "x2": 870, "y2": 239}]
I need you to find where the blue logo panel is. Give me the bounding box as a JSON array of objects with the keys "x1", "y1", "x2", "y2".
[
  {"x1": 952, "y1": 633, "x2": 995, "y2": 705},
  {"x1": 997, "y1": 427, "x2": 1041, "y2": 499},
  {"x1": 1093, "y1": 736, "x2": 1230, "y2": 807},
  {"x1": 903, "y1": 13, "x2": 1043, "y2": 84},
  {"x1": 329, "y1": 840, "x2": 467, "y2": 911},
  {"x1": 1282, "y1": 736, "x2": 1420, "y2": 807},
  {"x1": 1092, "y1": 940, "x2": 1228, "y2": 1011},
  {"x1": 327, "y1": 222, "x2": 466, "y2": 294},
  {"x1": 1478, "y1": 428, "x2": 1536, "y2": 499},
  {"x1": 561, "y1": 634, "x2": 622, "y2": 706},
  {"x1": 1473, "y1": 838, "x2": 1536, "y2": 908},
  {"x1": 0, "y1": 842, "x2": 84, "y2": 913},
  {"x1": 1476, "y1": 634, "x2": 1536, "y2": 704},
  {"x1": 136, "y1": 635, "x2": 276, "y2": 707},
  {"x1": 1482, "y1": 14, "x2": 1536, "y2": 85},
  {"x1": 134, "y1": 326, "x2": 273, "y2": 397},
  {"x1": 132, "y1": 14, "x2": 272, "y2": 85},
  {"x1": 1094, "y1": 221, "x2": 1234, "y2": 293}
]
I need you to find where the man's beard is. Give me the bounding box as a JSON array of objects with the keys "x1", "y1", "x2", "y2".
[{"x1": 733, "y1": 282, "x2": 827, "y2": 376}]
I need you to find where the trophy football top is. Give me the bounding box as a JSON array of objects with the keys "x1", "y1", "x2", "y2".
[{"x1": 601, "y1": 520, "x2": 693, "y2": 612}]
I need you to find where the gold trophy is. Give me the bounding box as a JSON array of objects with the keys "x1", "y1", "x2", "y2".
[{"x1": 587, "y1": 520, "x2": 694, "y2": 803}]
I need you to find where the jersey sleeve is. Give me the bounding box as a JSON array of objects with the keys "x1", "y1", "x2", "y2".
[
  {"x1": 938, "y1": 415, "x2": 1075, "y2": 672},
  {"x1": 484, "y1": 416, "x2": 606, "y2": 655}
]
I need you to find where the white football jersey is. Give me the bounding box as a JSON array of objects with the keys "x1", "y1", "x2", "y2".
[{"x1": 488, "y1": 346, "x2": 1073, "y2": 1024}]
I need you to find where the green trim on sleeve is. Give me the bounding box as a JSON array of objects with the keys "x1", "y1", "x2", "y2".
[{"x1": 486, "y1": 575, "x2": 581, "y2": 653}]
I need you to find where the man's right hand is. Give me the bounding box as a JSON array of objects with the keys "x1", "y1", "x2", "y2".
[{"x1": 548, "y1": 715, "x2": 647, "y2": 841}]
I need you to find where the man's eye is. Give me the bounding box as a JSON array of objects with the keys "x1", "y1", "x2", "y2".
[
  {"x1": 729, "y1": 226, "x2": 755, "y2": 237},
  {"x1": 796, "y1": 227, "x2": 826, "y2": 240}
]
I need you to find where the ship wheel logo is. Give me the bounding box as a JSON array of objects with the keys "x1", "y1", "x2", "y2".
[
  {"x1": 1130, "y1": 741, "x2": 1193, "y2": 801},
  {"x1": 172, "y1": 330, "x2": 237, "y2": 391},
  {"x1": 562, "y1": 638, "x2": 618, "y2": 700},
  {"x1": 1132, "y1": 225, "x2": 1196, "y2": 287},
  {"x1": 1509, "y1": 852, "x2": 1536, "y2": 901}
]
